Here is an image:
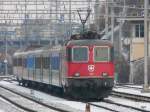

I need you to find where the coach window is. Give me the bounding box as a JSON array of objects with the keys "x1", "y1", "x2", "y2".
[
  {"x1": 35, "y1": 57, "x2": 41, "y2": 68},
  {"x1": 23, "y1": 58, "x2": 27, "y2": 67},
  {"x1": 72, "y1": 47, "x2": 88, "y2": 62},
  {"x1": 18, "y1": 58, "x2": 22, "y2": 66},
  {"x1": 94, "y1": 47, "x2": 109, "y2": 62},
  {"x1": 13, "y1": 58, "x2": 17, "y2": 66},
  {"x1": 43, "y1": 57, "x2": 49, "y2": 69}
]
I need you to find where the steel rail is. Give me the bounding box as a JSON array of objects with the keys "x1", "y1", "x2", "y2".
[
  {"x1": 111, "y1": 90, "x2": 150, "y2": 102},
  {"x1": 103, "y1": 100, "x2": 149, "y2": 112},
  {"x1": 0, "y1": 93, "x2": 37, "y2": 112},
  {"x1": 115, "y1": 85, "x2": 142, "y2": 90},
  {"x1": 0, "y1": 84, "x2": 71, "y2": 112},
  {"x1": 89, "y1": 103, "x2": 119, "y2": 112},
  {"x1": 89, "y1": 99, "x2": 150, "y2": 112}
]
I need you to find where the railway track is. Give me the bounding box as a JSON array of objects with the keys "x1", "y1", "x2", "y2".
[
  {"x1": 0, "y1": 84, "x2": 80, "y2": 112},
  {"x1": 89, "y1": 99, "x2": 150, "y2": 112},
  {"x1": 0, "y1": 81, "x2": 116, "y2": 112},
  {"x1": 115, "y1": 84, "x2": 142, "y2": 90},
  {"x1": 89, "y1": 102, "x2": 120, "y2": 112},
  {"x1": 111, "y1": 90, "x2": 150, "y2": 102},
  {"x1": 87, "y1": 85, "x2": 150, "y2": 112},
  {"x1": 1, "y1": 80, "x2": 150, "y2": 112}
]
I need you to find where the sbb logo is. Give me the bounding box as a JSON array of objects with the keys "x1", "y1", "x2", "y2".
[{"x1": 88, "y1": 65, "x2": 95, "y2": 72}]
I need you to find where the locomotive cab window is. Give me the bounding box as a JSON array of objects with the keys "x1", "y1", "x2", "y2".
[
  {"x1": 94, "y1": 46, "x2": 110, "y2": 62},
  {"x1": 72, "y1": 47, "x2": 88, "y2": 62}
]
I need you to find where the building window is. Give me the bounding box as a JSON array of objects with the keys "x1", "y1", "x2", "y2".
[{"x1": 135, "y1": 24, "x2": 144, "y2": 38}]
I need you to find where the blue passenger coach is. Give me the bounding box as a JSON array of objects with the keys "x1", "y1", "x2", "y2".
[{"x1": 13, "y1": 47, "x2": 63, "y2": 89}]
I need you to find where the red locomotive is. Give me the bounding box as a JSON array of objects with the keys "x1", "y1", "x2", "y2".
[{"x1": 13, "y1": 32, "x2": 114, "y2": 99}]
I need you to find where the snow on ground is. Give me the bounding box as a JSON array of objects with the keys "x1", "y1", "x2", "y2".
[
  {"x1": 113, "y1": 85, "x2": 150, "y2": 97},
  {"x1": 0, "y1": 111, "x2": 4, "y2": 112},
  {"x1": 125, "y1": 85, "x2": 143, "y2": 89},
  {"x1": 106, "y1": 96, "x2": 150, "y2": 111},
  {"x1": 0, "y1": 81, "x2": 110, "y2": 112},
  {"x1": 2, "y1": 80, "x2": 150, "y2": 112},
  {"x1": 112, "y1": 85, "x2": 150, "y2": 111},
  {"x1": 92, "y1": 101, "x2": 140, "y2": 112},
  {"x1": 0, "y1": 97, "x2": 26, "y2": 112}
]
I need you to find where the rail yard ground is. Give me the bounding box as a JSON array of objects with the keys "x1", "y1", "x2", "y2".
[{"x1": 0, "y1": 79, "x2": 150, "y2": 112}]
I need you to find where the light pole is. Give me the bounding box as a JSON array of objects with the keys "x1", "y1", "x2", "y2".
[
  {"x1": 69, "y1": 0, "x2": 72, "y2": 37},
  {"x1": 143, "y1": 0, "x2": 149, "y2": 91},
  {"x1": 105, "y1": 0, "x2": 108, "y2": 35},
  {"x1": 111, "y1": 0, "x2": 114, "y2": 44},
  {"x1": 4, "y1": 31, "x2": 8, "y2": 76}
]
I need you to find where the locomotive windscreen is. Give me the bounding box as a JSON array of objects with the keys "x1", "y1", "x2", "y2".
[
  {"x1": 72, "y1": 47, "x2": 88, "y2": 62},
  {"x1": 94, "y1": 47, "x2": 109, "y2": 62}
]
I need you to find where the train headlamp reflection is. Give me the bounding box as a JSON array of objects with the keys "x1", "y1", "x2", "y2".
[
  {"x1": 74, "y1": 73, "x2": 80, "y2": 77},
  {"x1": 102, "y1": 72, "x2": 108, "y2": 77}
]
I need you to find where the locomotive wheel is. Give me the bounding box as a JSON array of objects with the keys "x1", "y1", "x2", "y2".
[
  {"x1": 21, "y1": 80, "x2": 25, "y2": 86},
  {"x1": 18, "y1": 80, "x2": 21, "y2": 86}
]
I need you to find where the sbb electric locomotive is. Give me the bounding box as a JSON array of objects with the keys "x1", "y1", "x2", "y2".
[{"x1": 13, "y1": 32, "x2": 114, "y2": 99}]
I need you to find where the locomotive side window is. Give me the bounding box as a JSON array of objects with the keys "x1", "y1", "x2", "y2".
[
  {"x1": 110, "y1": 47, "x2": 114, "y2": 61},
  {"x1": 72, "y1": 47, "x2": 88, "y2": 62},
  {"x1": 94, "y1": 46, "x2": 109, "y2": 62},
  {"x1": 67, "y1": 47, "x2": 72, "y2": 61}
]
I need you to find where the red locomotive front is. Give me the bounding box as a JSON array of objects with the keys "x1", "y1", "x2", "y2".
[{"x1": 65, "y1": 39, "x2": 114, "y2": 99}]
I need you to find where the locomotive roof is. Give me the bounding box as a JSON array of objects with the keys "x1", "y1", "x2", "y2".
[{"x1": 67, "y1": 39, "x2": 113, "y2": 46}]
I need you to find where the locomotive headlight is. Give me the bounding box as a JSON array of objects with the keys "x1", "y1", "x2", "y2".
[
  {"x1": 74, "y1": 73, "x2": 80, "y2": 77},
  {"x1": 102, "y1": 72, "x2": 108, "y2": 77}
]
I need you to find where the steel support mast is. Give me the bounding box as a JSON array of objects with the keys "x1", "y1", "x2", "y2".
[
  {"x1": 5, "y1": 33, "x2": 8, "y2": 76},
  {"x1": 143, "y1": 0, "x2": 149, "y2": 91},
  {"x1": 105, "y1": 0, "x2": 108, "y2": 35},
  {"x1": 111, "y1": 0, "x2": 114, "y2": 44}
]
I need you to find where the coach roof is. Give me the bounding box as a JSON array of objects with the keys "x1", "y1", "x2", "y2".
[{"x1": 67, "y1": 39, "x2": 113, "y2": 46}]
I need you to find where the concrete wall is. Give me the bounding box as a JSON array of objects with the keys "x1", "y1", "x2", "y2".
[
  {"x1": 130, "y1": 38, "x2": 144, "y2": 61},
  {"x1": 131, "y1": 58, "x2": 150, "y2": 84}
]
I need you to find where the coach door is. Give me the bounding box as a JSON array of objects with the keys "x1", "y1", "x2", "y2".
[
  {"x1": 22, "y1": 56, "x2": 26, "y2": 78},
  {"x1": 42, "y1": 54, "x2": 50, "y2": 84},
  {"x1": 17, "y1": 56, "x2": 22, "y2": 80},
  {"x1": 27, "y1": 55, "x2": 35, "y2": 81},
  {"x1": 51, "y1": 52, "x2": 61, "y2": 86},
  {"x1": 35, "y1": 55, "x2": 42, "y2": 82},
  {"x1": 23, "y1": 56, "x2": 28, "y2": 80}
]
